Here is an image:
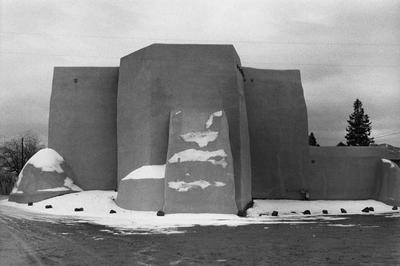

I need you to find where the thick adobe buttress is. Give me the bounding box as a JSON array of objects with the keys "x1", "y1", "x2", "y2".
[{"x1": 117, "y1": 44, "x2": 252, "y2": 211}]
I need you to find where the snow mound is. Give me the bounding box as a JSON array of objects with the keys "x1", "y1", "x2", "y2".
[
  {"x1": 180, "y1": 131, "x2": 219, "y2": 147},
  {"x1": 121, "y1": 165, "x2": 166, "y2": 180},
  {"x1": 168, "y1": 149, "x2": 227, "y2": 168},
  {"x1": 9, "y1": 148, "x2": 82, "y2": 202},
  {"x1": 26, "y1": 148, "x2": 65, "y2": 173}
]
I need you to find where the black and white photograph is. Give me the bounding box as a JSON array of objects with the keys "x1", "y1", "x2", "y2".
[{"x1": 0, "y1": 0, "x2": 399, "y2": 265}]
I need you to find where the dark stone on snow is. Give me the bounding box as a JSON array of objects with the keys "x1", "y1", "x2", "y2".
[
  {"x1": 271, "y1": 211, "x2": 278, "y2": 216},
  {"x1": 237, "y1": 210, "x2": 247, "y2": 217},
  {"x1": 340, "y1": 208, "x2": 347, "y2": 213},
  {"x1": 362, "y1": 207, "x2": 370, "y2": 213},
  {"x1": 45, "y1": 205, "x2": 52, "y2": 209},
  {"x1": 156, "y1": 210, "x2": 165, "y2": 216},
  {"x1": 322, "y1": 210, "x2": 328, "y2": 214},
  {"x1": 74, "y1": 207, "x2": 84, "y2": 212},
  {"x1": 28, "y1": 202, "x2": 33, "y2": 206},
  {"x1": 109, "y1": 210, "x2": 116, "y2": 214},
  {"x1": 303, "y1": 210, "x2": 311, "y2": 215},
  {"x1": 291, "y1": 211, "x2": 297, "y2": 214},
  {"x1": 368, "y1": 207, "x2": 374, "y2": 212},
  {"x1": 393, "y1": 206, "x2": 398, "y2": 210}
]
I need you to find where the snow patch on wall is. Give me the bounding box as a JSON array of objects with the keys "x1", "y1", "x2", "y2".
[
  {"x1": 38, "y1": 187, "x2": 70, "y2": 192},
  {"x1": 205, "y1": 110, "x2": 223, "y2": 129},
  {"x1": 180, "y1": 131, "x2": 218, "y2": 147},
  {"x1": 168, "y1": 149, "x2": 227, "y2": 168},
  {"x1": 382, "y1": 158, "x2": 397, "y2": 169},
  {"x1": 168, "y1": 180, "x2": 227, "y2": 192},
  {"x1": 168, "y1": 180, "x2": 211, "y2": 192},
  {"x1": 64, "y1": 177, "x2": 83, "y2": 191},
  {"x1": 214, "y1": 181, "x2": 226, "y2": 187},
  {"x1": 122, "y1": 165, "x2": 166, "y2": 180}
]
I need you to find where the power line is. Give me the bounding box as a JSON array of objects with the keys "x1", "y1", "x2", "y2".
[
  {"x1": 1, "y1": 31, "x2": 400, "y2": 47},
  {"x1": 374, "y1": 131, "x2": 400, "y2": 139}
]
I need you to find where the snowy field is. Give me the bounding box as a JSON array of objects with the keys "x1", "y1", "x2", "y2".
[{"x1": 1, "y1": 191, "x2": 398, "y2": 234}]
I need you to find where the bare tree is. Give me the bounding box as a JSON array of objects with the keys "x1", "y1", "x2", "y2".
[{"x1": 0, "y1": 132, "x2": 44, "y2": 174}]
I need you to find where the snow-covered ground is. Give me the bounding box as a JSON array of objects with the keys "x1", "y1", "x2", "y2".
[{"x1": 0, "y1": 191, "x2": 398, "y2": 234}]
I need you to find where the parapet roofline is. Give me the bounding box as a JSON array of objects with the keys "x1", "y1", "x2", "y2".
[
  {"x1": 243, "y1": 67, "x2": 301, "y2": 83},
  {"x1": 120, "y1": 43, "x2": 238, "y2": 61},
  {"x1": 53, "y1": 66, "x2": 119, "y2": 70}
]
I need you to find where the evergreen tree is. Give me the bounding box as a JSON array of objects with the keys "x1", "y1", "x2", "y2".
[
  {"x1": 308, "y1": 132, "x2": 319, "y2": 146},
  {"x1": 345, "y1": 99, "x2": 374, "y2": 146}
]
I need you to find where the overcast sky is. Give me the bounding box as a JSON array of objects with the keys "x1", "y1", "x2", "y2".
[{"x1": 1, "y1": 0, "x2": 399, "y2": 146}]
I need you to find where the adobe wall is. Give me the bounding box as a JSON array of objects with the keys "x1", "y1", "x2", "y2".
[
  {"x1": 378, "y1": 159, "x2": 400, "y2": 206},
  {"x1": 308, "y1": 147, "x2": 400, "y2": 200},
  {"x1": 48, "y1": 67, "x2": 118, "y2": 190},
  {"x1": 243, "y1": 68, "x2": 309, "y2": 199},
  {"x1": 117, "y1": 44, "x2": 252, "y2": 211}
]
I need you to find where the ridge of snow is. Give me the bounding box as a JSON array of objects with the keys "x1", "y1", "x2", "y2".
[
  {"x1": 168, "y1": 149, "x2": 227, "y2": 168},
  {"x1": 121, "y1": 165, "x2": 166, "y2": 180},
  {"x1": 38, "y1": 187, "x2": 70, "y2": 192},
  {"x1": 205, "y1": 110, "x2": 223, "y2": 129},
  {"x1": 180, "y1": 131, "x2": 219, "y2": 147}
]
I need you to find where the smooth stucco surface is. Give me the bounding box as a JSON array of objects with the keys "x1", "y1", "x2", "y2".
[
  {"x1": 8, "y1": 162, "x2": 78, "y2": 203},
  {"x1": 243, "y1": 68, "x2": 309, "y2": 199},
  {"x1": 117, "y1": 44, "x2": 252, "y2": 210},
  {"x1": 378, "y1": 159, "x2": 400, "y2": 206},
  {"x1": 48, "y1": 67, "x2": 118, "y2": 190},
  {"x1": 44, "y1": 44, "x2": 400, "y2": 213},
  {"x1": 116, "y1": 178, "x2": 164, "y2": 211},
  {"x1": 308, "y1": 147, "x2": 400, "y2": 200},
  {"x1": 163, "y1": 109, "x2": 238, "y2": 214}
]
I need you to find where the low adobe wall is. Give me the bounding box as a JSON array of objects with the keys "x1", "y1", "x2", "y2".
[
  {"x1": 308, "y1": 147, "x2": 400, "y2": 201},
  {"x1": 378, "y1": 159, "x2": 400, "y2": 206}
]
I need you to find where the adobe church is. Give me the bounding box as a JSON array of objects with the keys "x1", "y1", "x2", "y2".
[{"x1": 9, "y1": 44, "x2": 400, "y2": 214}]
